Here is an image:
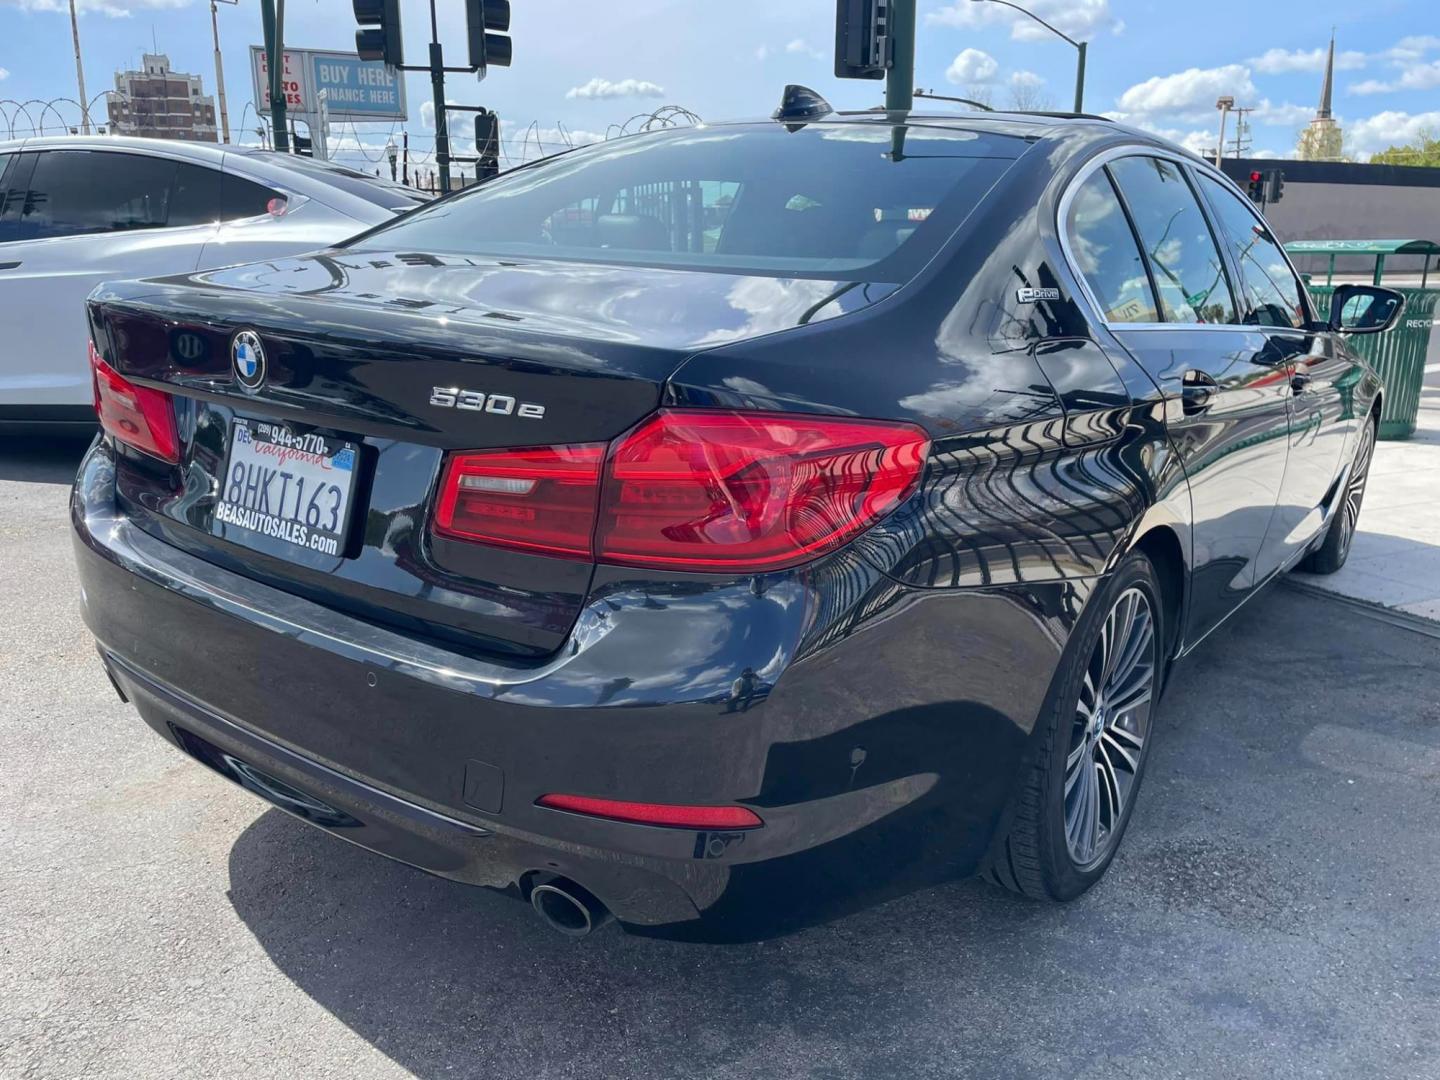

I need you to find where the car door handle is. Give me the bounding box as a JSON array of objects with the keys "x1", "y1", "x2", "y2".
[
  {"x1": 1181, "y1": 370, "x2": 1219, "y2": 415},
  {"x1": 0, "y1": 261, "x2": 20, "y2": 271}
]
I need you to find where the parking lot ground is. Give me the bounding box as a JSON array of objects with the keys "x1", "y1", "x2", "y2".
[
  {"x1": 1295, "y1": 362, "x2": 1440, "y2": 622},
  {"x1": 3, "y1": 435, "x2": 1440, "y2": 1080}
]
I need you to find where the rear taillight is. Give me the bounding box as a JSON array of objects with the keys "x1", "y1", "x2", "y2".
[
  {"x1": 433, "y1": 444, "x2": 605, "y2": 559},
  {"x1": 89, "y1": 341, "x2": 179, "y2": 464},
  {"x1": 597, "y1": 410, "x2": 928, "y2": 571},
  {"x1": 432, "y1": 410, "x2": 928, "y2": 572}
]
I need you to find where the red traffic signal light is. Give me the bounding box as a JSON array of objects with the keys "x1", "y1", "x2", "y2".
[{"x1": 1246, "y1": 170, "x2": 1265, "y2": 204}]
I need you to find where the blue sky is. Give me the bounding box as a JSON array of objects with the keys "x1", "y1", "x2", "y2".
[{"x1": 2, "y1": 0, "x2": 1438, "y2": 171}]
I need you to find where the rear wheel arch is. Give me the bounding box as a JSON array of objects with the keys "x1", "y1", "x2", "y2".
[{"x1": 1131, "y1": 525, "x2": 1185, "y2": 663}]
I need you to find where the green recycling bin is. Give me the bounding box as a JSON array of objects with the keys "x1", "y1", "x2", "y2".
[{"x1": 1286, "y1": 239, "x2": 1440, "y2": 441}]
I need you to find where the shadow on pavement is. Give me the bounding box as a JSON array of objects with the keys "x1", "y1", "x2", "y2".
[
  {"x1": 222, "y1": 571, "x2": 1440, "y2": 1079},
  {"x1": 0, "y1": 433, "x2": 95, "y2": 485}
]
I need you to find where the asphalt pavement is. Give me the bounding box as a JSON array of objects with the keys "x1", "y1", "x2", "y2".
[{"x1": 3, "y1": 434, "x2": 1439, "y2": 1080}]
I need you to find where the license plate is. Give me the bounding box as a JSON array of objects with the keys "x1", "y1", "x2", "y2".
[{"x1": 213, "y1": 418, "x2": 360, "y2": 558}]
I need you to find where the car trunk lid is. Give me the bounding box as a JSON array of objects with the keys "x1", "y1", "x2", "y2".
[{"x1": 86, "y1": 250, "x2": 882, "y2": 657}]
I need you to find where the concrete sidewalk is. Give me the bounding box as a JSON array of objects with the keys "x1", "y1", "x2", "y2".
[{"x1": 1294, "y1": 360, "x2": 1440, "y2": 621}]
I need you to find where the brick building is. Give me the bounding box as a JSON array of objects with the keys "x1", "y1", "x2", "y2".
[{"x1": 106, "y1": 54, "x2": 218, "y2": 143}]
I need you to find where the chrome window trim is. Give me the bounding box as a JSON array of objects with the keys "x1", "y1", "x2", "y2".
[{"x1": 1057, "y1": 144, "x2": 1314, "y2": 333}]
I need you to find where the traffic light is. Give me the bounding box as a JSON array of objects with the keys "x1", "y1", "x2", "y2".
[
  {"x1": 467, "y1": 0, "x2": 512, "y2": 75},
  {"x1": 1264, "y1": 169, "x2": 1285, "y2": 205},
  {"x1": 1246, "y1": 170, "x2": 1264, "y2": 204},
  {"x1": 354, "y1": 0, "x2": 403, "y2": 67},
  {"x1": 475, "y1": 109, "x2": 501, "y2": 179},
  {"x1": 835, "y1": 0, "x2": 890, "y2": 80}
]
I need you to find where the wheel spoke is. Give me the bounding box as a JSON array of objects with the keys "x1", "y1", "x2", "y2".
[
  {"x1": 1096, "y1": 747, "x2": 1122, "y2": 830},
  {"x1": 1108, "y1": 675, "x2": 1153, "y2": 715},
  {"x1": 1064, "y1": 585, "x2": 1156, "y2": 868},
  {"x1": 1101, "y1": 729, "x2": 1140, "y2": 772}
]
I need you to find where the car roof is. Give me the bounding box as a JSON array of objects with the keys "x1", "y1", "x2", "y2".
[
  {"x1": 695, "y1": 109, "x2": 1174, "y2": 154},
  {"x1": 0, "y1": 133, "x2": 233, "y2": 165}
]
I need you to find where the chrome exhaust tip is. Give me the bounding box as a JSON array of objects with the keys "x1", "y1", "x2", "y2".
[{"x1": 530, "y1": 878, "x2": 612, "y2": 938}]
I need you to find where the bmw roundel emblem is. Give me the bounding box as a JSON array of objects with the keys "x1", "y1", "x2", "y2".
[{"x1": 231, "y1": 330, "x2": 266, "y2": 391}]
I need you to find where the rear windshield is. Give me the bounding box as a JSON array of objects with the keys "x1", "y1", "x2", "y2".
[
  {"x1": 242, "y1": 151, "x2": 428, "y2": 211},
  {"x1": 345, "y1": 123, "x2": 1023, "y2": 281}
]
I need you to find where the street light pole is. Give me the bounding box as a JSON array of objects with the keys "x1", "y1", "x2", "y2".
[
  {"x1": 969, "y1": 0, "x2": 1087, "y2": 112},
  {"x1": 67, "y1": 0, "x2": 89, "y2": 133},
  {"x1": 210, "y1": 0, "x2": 237, "y2": 144}
]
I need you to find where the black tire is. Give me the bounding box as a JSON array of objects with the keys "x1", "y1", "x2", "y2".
[
  {"x1": 1299, "y1": 414, "x2": 1377, "y2": 576},
  {"x1": 986, "y1": 550, "x2": 1164, "y2": 901}
]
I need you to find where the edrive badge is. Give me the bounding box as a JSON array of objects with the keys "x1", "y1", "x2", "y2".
[{"x1": 231, "y1": 330, "x2": 266, "y2": 391}]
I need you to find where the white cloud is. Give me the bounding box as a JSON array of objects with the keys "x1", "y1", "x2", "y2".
[
  {"x1": 0, "y1": 68, "x2": 8, "y2": 81},
  {"x1": 1253, "y1": 100, "x2": 1313, "y2": 126},
  {"x1": 9, "y1": 0, "x2": 190, "y2": 16},
  {"x1": 945, "y1": 48, "x2": 999, "y2": 86},
  {"x1": 785, "y1": 38, "x2": 823, "y2": 61},
  {"x1": 1132, "y1": 124, "x2": 1216, "y2": 156},
  {"x1": 1115, "y1": 64, "x2": 1255, "y2": 121},
  {"x1": 927, "y1": 0, "x2": 1121, "y2": 41},
  {"x1": 565, "y1": 77, "x2": 665, "y2": 101},
  {"x1": 1250, "y1": 47, "x2": 1366, "y2": 74},
  {"x1": 1350, "y1": 60, "x2": 1440, "y2": 96},
  {"x1": 1346, "y1": 109, "x2": 1440, "y2": 158},
  {"x1": 1009, "y1": 70, "x2": 1045, "y2": 89},
  {"x1": 754, "y1": 45, "x2": 770, "y2": 61},
  {"x1": 1383, "y1": 35, "x2": 1440, "y2": 64}
]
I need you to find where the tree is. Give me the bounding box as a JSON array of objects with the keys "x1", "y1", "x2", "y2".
[
  {"x1": 1008, "y1": 82, "x2": 1053, "y2": 112},
  {"x1": 1370, "y1": 130, "x2": 1440, "y2": 167}
]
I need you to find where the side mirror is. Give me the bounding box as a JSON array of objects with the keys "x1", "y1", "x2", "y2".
[{"x1": 1329, "y1": 284, "x2": 1406, "y2": 335}]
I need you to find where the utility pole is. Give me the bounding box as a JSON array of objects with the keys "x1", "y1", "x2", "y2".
[
  {"x1": 260, "y1": 0, "x2": 289, "y2": 152},
  {"x1": 402, "y1": 129, "x2": 409, "y2": 185},
  {"x1": 1214, "y1": 96, "x2": 1234, "y2": 167},
  {"x1": 210, "y1": 0, "x2": 237, "y2": 143},
  {"x1": 67, "y1": 0, "x2": 90, "y2": 133}
]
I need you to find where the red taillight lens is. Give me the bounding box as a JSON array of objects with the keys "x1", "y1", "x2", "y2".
[
  {"x1": 433, "y1": 444, "x2": 606, "y2": 558},
  {"x1": 89, "y1": 341, "x2": 179, "y2": 464},
  {"x1": 432, "y1": 410, "x2": 928, "y2": 571},
  {"x1": 595, "y1": 410, "x2": 929, "y2": 571},
  {"x1": 536, "y1": 794, "x2": 763, "y2": 830}
]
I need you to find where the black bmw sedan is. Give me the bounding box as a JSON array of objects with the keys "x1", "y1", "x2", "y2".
[{"x1": 73, "y1": 104, "x2": 1399, "y2": 935}]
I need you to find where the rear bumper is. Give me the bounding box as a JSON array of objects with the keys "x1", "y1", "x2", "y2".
[{"x1": 72, "y1": 441, "x2": 1078, "y2": 928}]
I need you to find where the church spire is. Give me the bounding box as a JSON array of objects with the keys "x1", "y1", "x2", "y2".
[{"x1": 1317, "y1": 30, "x2": 1335, "y2": 121}]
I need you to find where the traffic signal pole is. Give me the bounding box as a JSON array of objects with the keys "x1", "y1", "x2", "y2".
[
  {"x1": 261, "y1": 0, "x2": 289, "y2": 151},
  {"x1": 884, "y1": 0, "x2": 916, "y2": 113},
  {"x1": 430, "y1": 37, "x2": 451, "y2": 193}
]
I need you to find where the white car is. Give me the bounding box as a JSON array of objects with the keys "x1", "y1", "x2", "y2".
[{"x1": 0, "y1": 135, "x2": 427, "y2": 429}]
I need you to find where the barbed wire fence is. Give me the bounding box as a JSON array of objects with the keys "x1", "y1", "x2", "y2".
[{"x1": 1, "y1": 98, "x2": 703, "y2": 192}]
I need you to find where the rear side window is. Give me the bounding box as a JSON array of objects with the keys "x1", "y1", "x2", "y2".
[
  {"x1": 1108, "y1": 156, "x2": 1236, "y2": 325},
  {"x1": 1065, "y1": 169, "x2": 1159, "y2": 324},
  {"x1": 168, "y1": 162, "x2": 224, "y2": 227},
  {"x1": 1195, "y1": 173, "x2": 1309, "y2": 329},
  {"x1": 347, "y1": 124, "x2": 1023, "y2": 282},
  {"x1": 20, "y1": 150, "x2": 177, "y2": 239},
  {"x1": 0, "y1": 153, "x2": 22, "y2": 243},
  {"x1": 219, "y1": 172, "x2": 284, "y2": 221}
]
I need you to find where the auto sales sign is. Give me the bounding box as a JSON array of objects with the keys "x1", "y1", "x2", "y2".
[{"x1": 250, "y1": 46, "x2": 408, "y2": 124}]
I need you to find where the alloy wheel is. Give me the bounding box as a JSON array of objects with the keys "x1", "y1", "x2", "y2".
[
  {"x1": 1064, "y1": 586, "x2": 1157, "y2": 869},
  {"x1": 1338, "y1": 422, "x2": 1376, "y2": 561}
]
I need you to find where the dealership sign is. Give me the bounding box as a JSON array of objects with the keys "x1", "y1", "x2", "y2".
[{"x1": 250, "y1": 46, "x2": 407, "y2": 123}]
